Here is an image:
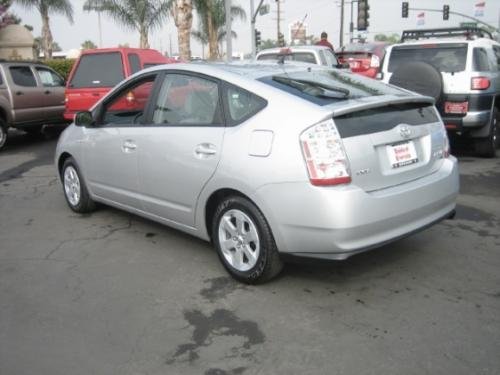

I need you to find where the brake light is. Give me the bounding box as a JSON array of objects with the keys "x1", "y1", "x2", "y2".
[
  {"x1": 471, "y1": 77, "x2": 490, "y2": 90},
  {"x1": 370, "y1": 54, "x2": 380, "y2": 68},
  {"x1": 300, "y1": 119, "x2": 351, "y2": 186}
]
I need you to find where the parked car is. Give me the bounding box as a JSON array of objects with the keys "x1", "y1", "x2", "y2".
[
  {"x1": 256, "y1": 45, "x2": 344, "y2": 68},
  {"x1": 55, "y1": 62, "x2": 459, "y2": 283},
  {"x1": 336, "y1": 42, "x2": 388, "y2": 78},
  {"x1": 64, "y1": 47, "x2": 176, "y2": 121},
  {"x1": 0, "y1": 60, "x2": 67, "y2": 150},
  {"x1": 380, "y1": 27, "x2": 500, "y2": 157}
]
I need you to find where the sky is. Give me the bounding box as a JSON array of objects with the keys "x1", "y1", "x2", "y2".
[{"x1": 11, "y1": 0, "x2": 500, "y2": 57}]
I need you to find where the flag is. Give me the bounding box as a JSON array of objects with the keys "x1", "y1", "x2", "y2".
[
  {"x1": 417, "y1": 12, "x2": 425, "y2": 26},
  {"x1": 474, "y1": 2, "x2": 485, "y2": 17}
]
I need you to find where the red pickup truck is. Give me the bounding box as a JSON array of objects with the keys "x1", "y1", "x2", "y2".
[{"x1": 64, "y1": 47, "x2": 176, "y2": 120}]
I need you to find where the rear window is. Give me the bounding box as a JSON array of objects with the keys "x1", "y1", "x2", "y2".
[
  {"x1": 259, "y1": 69, "x2": 405, "y2": 105},
  {"x1": 69, "y1": 52, "x2": 125, "y2": 88},
  {"x1": 334, "y1": 104, "x2": 439, "y2": 138},
  {"x1": 388, "y1": 43, "x2": 468, "y2": 73}
]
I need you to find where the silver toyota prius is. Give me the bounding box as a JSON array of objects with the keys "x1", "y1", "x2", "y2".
[{"x1": 55, "y1": 62, "x2": 459, "y2": 283}]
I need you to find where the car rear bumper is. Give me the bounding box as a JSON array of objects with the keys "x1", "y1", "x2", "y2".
[
  {"x1": 255, "y1": 157, "x2": 459, "y2": 259},
  {"x1": 440, "y1": 93, "x2": 493, "y2": 133}
]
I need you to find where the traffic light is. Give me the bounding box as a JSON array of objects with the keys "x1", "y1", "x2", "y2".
[
  {"x1": 255, "y1": 29, "x2": 261, "y2": 48},
  {"x1": 278, "y1": 32, "x2": 285, "y2": 47},
  {"x1": 357, "y1": 0, "x2": 370, "y2": 31},
  {"x1": 402, "y1": 1, "x2": 409, "y2": 18},
  {"x1": 443, "y1": 5, "x2": 449, "y2": 20}
]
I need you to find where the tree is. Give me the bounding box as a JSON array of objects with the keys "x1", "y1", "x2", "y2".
[
  {"x1": 168, "y1": 0, "x2": 192, "y2": 61},
  {"x1": 81, "y1": 39, "x2": 97, "y2": 50},
  {"x1": 374, "y1": 33, "x2": 400, "y2": 44},
  {"x1": 86, "y1": 0, "x2": 169, "y2": 48},
  {"x1": 13, "y1": 0, "x2": 73, "y2": 59},
  {"x1": 191, "y1": 26, "x2": 236, "y2": 59},
  {"x1": 260, "y1": 38, "x2": 278, "y2": 50},
  {"x1": 192, "y1": 0, "x2": 245, "y2": 60},
  {"x1": 52, "y1": 41, "x2": 62, "y2": 51},
  {"x1": 1, "y1": 0, "x2": 22, "y2": 29}
]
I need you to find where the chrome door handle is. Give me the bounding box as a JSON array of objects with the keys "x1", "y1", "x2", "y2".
[
  {"x1": 194, "y1": 143, "x2": 217, "y2": 156},
  {"x1": 122, "y1": 140, "x2": 137, "y2": 152}
]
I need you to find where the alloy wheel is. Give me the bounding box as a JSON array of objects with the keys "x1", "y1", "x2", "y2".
[{"x1": 64, "y1": 166, "x2": 81, "y2": 206}]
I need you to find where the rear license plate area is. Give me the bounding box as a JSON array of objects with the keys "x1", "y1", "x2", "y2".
[
  {"x1": 386, "y1": 141, "x2": 418, "y2": 169},
  {"x1": 444, "y1": 101, "x2": 468, "y2": 114}
]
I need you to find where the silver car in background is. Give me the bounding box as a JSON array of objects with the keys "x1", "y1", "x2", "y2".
[{"x1": 55, "y1": 62, "x2": 459, "y2": 283}]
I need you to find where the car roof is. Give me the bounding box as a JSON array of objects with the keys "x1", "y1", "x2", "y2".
[
  {"x1": 389, "y1": 37, "x2": 499, "y2": 48},
  {"x1": 257, "y1": 45, "x2": 329, "y2": 55}
]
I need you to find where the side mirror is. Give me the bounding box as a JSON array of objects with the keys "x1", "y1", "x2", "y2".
[
  {"x1": 74, "y1": 111, "x2": 94, "y2": 127},
  {"x1": 336, "y1": 63, "x2": 350, "y2": 69}
]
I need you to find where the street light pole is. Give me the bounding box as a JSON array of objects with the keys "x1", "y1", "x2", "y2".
[
  {"x1": 250, "y1": 0, "x2": 264, "y2": 59},
  {"x1": 339, "y1": 0, "x2": 345, "y2": 48},
  {"x1": 225, "y1": 0, "x2": 232, "y2": 62}
]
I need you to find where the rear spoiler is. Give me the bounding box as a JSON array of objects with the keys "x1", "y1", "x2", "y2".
[{"x1": 330, "y1": 95, "x2": 435, "y2": 117}]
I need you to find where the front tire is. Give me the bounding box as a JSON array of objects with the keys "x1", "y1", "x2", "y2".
[
  {"x1": 61, "y1": 157, "x2": 96, "y2": 213},
  {"x1": 212, "y1": 196, "x2": 283, "y2": 284},
  {"x1": 475, "y1": 109, "x2": 498, "y2": 158},
  {"x1": 0, "y1": 120, "x2": 8, "y2": 151}
]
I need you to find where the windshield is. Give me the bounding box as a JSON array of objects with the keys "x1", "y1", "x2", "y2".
[
  {"x1": 259, "y1": 69, "x2": 406, "y2": 105},
  {"x1": 388, "y1": 43, "x2": 468, "y2": 73}
]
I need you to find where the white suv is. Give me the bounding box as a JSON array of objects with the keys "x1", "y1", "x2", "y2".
[{"x1": 380, "y1": 27, "x2": 500, "y2": 157}]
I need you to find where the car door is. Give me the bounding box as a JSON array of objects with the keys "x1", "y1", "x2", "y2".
[
  {"x1": 83, "y1": 73, "x2": 158, "y2": 210},
  {"x1": 137, "y1": 72, "x2": 225, "y2": 227},
  {"x1": 34, "y1": 66, "x2": 66, "y2": 122},
  {"x1": 7, "y1": 64, "x2": 42, "y2": 124}
]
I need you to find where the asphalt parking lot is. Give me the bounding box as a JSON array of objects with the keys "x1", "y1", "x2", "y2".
[{"x1": 1, "y1": 129, "x2": 499, "y2": 375}]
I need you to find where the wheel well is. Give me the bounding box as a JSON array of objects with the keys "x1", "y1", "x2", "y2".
[
  {"x1": 495, "y1": 96, "x2": 500, "y2": 114},
  {"x1": 58, "y1": 152, "x2": 72, "y2": 176},
  {"x1": 204, "y1": 188, "x2": 255, "y2": 240}
]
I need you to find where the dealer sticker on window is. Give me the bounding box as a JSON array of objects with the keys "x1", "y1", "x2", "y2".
[{"x1": 386, "y1": 141, "x2": 418, "y2": 169}]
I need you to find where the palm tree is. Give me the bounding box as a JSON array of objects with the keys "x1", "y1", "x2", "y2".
[
  {"x1": 168, "y1": 0, "x2": 193, "y2": 62},
  {"x1": 87, "y1": 0, "x2": 169, "y2": 48},
  {"x1": 192, "y1": 0, "x2": 245, "y2": 60},
  {"x1": 191, "y1": 26, "x2": 236, "y2": 59},
  {"x1": 13, "y1": 0, "x2": 73, "y2": 59}
]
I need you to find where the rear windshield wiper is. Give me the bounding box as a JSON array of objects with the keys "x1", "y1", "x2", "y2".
[{"x1": 272, "y1": 76, "x2": 350, "y2": 98}]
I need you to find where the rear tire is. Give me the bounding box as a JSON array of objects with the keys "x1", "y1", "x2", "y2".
[
  {"x1": 0, "y1": 120, "x2": 7, "y2": 151},
  {"x1": 212, "y1": 196, "x2": 283, "y2": 284},
  {"x1": 61, "y1": 157, "x2": 96, "y2": 213},
  {"x1": 475, "y1": 109, "x2": 498, "y2": 158}
]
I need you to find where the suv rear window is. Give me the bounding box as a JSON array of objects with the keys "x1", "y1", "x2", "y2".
[
  {"x1": 257, "y1": 52, "x2": 317, "y2": 64},
  {"x1": 69, "y1": 52, "x2": 125, "y2": 88},
  {"x1": 388, "y1": 43, "x2": 468, "y2": 73}
]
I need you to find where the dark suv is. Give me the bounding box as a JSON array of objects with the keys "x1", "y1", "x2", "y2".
[
  {"x1": 0, "y1": 60, "x2": 67, "y2": 150},
  {"x1": 381, "y1": 27, "x2": 500, "y2": 157}
]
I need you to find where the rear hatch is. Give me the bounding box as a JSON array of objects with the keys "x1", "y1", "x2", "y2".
[
  {"x1": 66, "y1": 52, "x2": 126, "y2": 115},
  {"x1": 333, "y1": 99, "x2": 447, "y2": 192},
  {"x1": 337, "y1": 51, "x2": 374, "y2": 73}
]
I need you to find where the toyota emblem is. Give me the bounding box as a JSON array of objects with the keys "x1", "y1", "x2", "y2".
[{"x1": 399, "y1": 125, "x2": 412, "y2": 139}]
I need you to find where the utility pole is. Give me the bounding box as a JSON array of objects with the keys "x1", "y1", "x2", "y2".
[
  {"x1": 251, "y1": 0, "x2": 265, "y2": 59},
  {"x1": 277, "y1": 0, "x2": 281, "y2": 42},
  {"x1": 349, "y1": 0, "x2": 354, "y2": 43},
  {"x1": 97, "y1": 11, "x2": 103, "y2": 48},
  {"x1": 225, "y1": 0, "x2": 232, "y2": 62},
  {"x1": 339, "y1": 0, "x2": 345, "y2": 48}
]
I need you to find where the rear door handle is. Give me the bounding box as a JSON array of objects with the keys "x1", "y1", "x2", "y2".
[
  {"x1": 122, "y1": 140, "x2": 137, "y2": 153},
  {"x1": 194, "y1": 143, "x2": 217, "y2": 156}
]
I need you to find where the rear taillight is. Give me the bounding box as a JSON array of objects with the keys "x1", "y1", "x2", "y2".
[
  {"x1": 471, "y1": 77, "x2": 490, "y2": 90},
  {"x1": 370, "y1": 54, "x2": 380, "y2": 68},
  {"x1": 300, "y1": 119, "x2": 351, "y2": 186}
]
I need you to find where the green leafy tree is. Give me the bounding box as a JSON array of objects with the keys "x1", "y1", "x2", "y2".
[
  {"x1": 192, "y1": 0, "x2": 245, "y2": 60},
  {"x1": 81, "y1": 39, "x2": 97, "y2": 49},
  {"x1": 85, "y1": 0, "x2": 169, "y2": 48},
  {"x1": 13, "y1": 0, "x2": 73, "y2": 59},
  {"x1": 260, "y1": 38, "x2": 278, "y2": 50}
]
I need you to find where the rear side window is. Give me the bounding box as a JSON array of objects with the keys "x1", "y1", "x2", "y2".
[
  {"x1": 9, "y1": 66, "x2": 37, "y2": 87},
  {"x1": 493, "y1": 46, "x2": 500, "y2": 70},
  {"x1": 36, "y1": 67, "x2": 64, "y2": 87},
  {"x1": 292, "y1": 52, "x2": 316, "y2": 64},
  {"x1": 128, "y1": 53, "x2": 141, "y2": 74},
  {"x1": 70, "y1": 52, "x2": 124, "y2": 88},
  {"x1": 388, "y1": 44, "x2": 468, "y2": 73},
  {"x1": 0, "y1": 71, "x2": 3, "y2": 86},
  {"x1": 225, "y1": 85, "x2": 267, "y2": 126},
  {"x1": 323, "y1": 49, "x2": 339, "y2": 66},
  {"x1": 473, "y1": 48, "x2": 491, "y2": 71},
  {"x1": 334, "y1": 104, "x2": 439, "y2": 138}
]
